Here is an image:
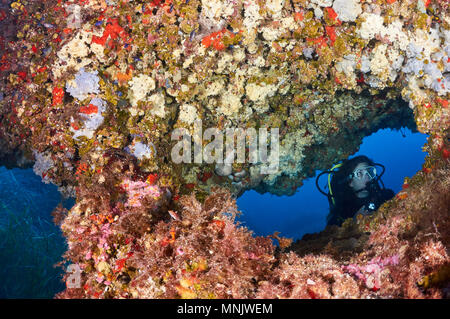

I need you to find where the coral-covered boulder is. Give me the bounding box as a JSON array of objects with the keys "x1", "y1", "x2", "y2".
[{"x1": 0, "y1": 0, "x2": 448, "y2": 298}]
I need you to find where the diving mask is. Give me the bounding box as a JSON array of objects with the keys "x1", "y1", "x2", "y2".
[{"x1": 350, "y1": 166, "x2": 377, "y2": 181}]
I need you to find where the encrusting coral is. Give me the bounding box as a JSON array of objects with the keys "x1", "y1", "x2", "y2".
[{"x1": 0, "y1": 0, "x2": 448, "y2": 298}]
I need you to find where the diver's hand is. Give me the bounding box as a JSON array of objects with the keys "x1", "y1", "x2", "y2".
[{"x1": 356, "y1": 205, "x2": 369, "y2": 216}]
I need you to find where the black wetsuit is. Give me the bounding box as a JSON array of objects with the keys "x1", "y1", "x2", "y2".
[{"x1": 327, "y1": 187, "x2": 395, "y2": 227}]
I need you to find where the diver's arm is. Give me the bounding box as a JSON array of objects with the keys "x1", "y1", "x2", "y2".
[
  {"x1": 355, "y1": 205, "x2": 369, "y2": 216},
  {"x1": 327, "y1": 199, "x2": 355, "y2": 226},
  {"x1": 327, "y1": 205, "x2": 344, "y2": 226},
  {"x1": 382, "y1": 188, "x2": 395, "y2": 201},
  {"x1": 355, "y1": 189, "x2": 395, "y2": 219}
]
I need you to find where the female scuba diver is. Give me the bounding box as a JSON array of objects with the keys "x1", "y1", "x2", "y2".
[{"x1": 316, "y1": 155, "x2": 395, "y2": 227}]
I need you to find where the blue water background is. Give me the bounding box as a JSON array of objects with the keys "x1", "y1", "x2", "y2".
[
  {"x1": 0, "y1": 166, "x2": 74, "y2": 298},
  {"x1": 236, "y1": 128, "x2": 429, "y2": 241}
]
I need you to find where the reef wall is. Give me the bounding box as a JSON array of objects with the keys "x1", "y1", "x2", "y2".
[{"x1": 0, "y1": 0, "x2": 448, "y2": 298}]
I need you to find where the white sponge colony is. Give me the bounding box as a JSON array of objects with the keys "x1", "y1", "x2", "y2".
[
  {"x1": 332, "y1": 0, "x2": 362, "y2": 22},
  {"x1": 70, "y1": 97, "x2": 106, "y2": 140},
  {"x1": 125, "y1": 138, "x2": 157, "y2": 161},
  {"x1": 66, "y1": 68, "x2": 100, "y2": 101}
]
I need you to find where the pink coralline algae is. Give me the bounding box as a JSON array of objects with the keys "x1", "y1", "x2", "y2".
[
  {"x1": 0, "y1": 0, "x2": 449, "y2": 299},
  {"x1": 120, "y1": 179, "x2": 162, "y2": 208},
  {"x1": 342, "y1": 255, "x2": 400, "y2": 292}
]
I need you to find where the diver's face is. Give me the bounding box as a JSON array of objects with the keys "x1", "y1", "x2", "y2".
[{"x1": 349, "y1": 163, "x2": 372, "y2": 198}]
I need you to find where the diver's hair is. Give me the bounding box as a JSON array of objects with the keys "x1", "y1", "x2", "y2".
[{"x1": 326, "y1": 155, "x2": 376, "y2": 224}]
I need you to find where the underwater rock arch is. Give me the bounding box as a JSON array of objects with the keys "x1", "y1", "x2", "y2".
[
  {"x1": 0, "y1": 0, "x2": 448, "y2": 298},
  {"x1": 251, "y1": 93, "x2": 418, "y2": 196}
]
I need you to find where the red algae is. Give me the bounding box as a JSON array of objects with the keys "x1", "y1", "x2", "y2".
[{"x1": 0, "y1": 0, "x2": 448, "y2": 299}]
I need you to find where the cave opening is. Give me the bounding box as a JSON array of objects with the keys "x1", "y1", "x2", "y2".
[
  {"x1": 0, "y1": 166, "x2": 74, "y2": 298},
  {"x1": 236, "y1": 127, "x2": 429, "y2": 243}
]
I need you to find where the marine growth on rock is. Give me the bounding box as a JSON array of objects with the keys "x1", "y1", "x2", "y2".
[{"x1": 0, "y1": 0, "x2": 448, "y2": 299}]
